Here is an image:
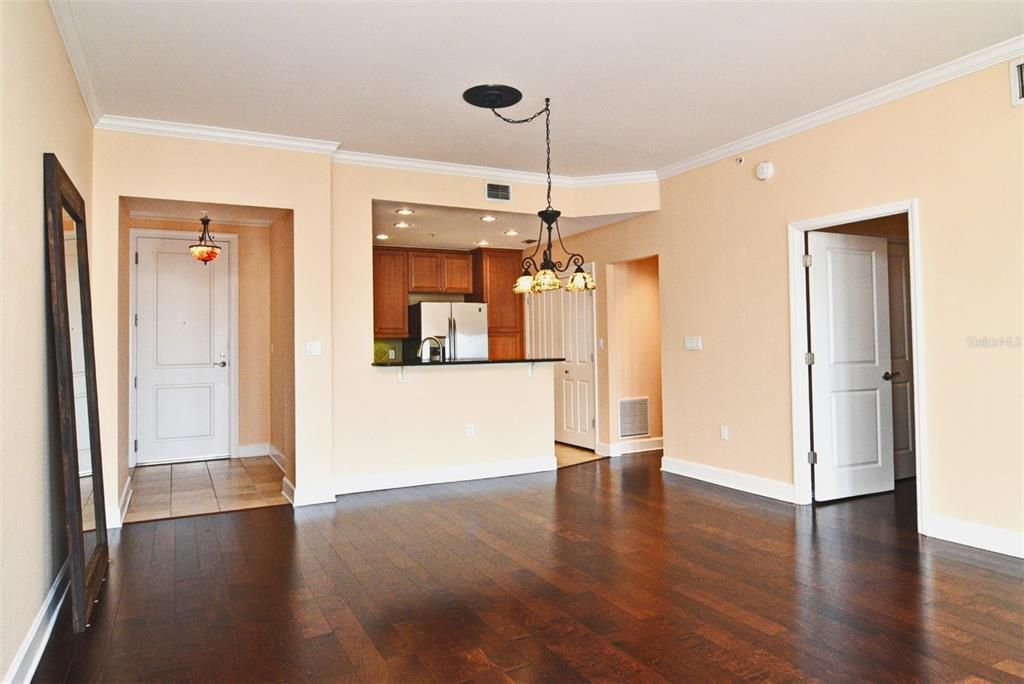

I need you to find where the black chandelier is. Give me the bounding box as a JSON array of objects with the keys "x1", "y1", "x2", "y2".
[{"x1": 463, "y1": 85, "x2": 595, "y2": 295}]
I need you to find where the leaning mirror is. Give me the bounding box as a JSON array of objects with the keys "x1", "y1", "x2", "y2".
[{"x1": 44, "y1": 153, "x2": 108, "y2": 633}]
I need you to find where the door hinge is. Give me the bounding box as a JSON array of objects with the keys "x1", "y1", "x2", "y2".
[
  {"x1": 134, "y1": 313, "x2": 138, "y2": 327},
  {"x1": 134, "y1": 252, "x2": 139, "y2": 265},
  {"x1": 592, "y1": 417, "x2": 596, "y2": 428},
  {"x1": 804, "y1": 352, "x2": 815, "y2": 365},
  {"x1": 802, "y1": 254, "x2": 812, "y2": 268},
  {"x1": 133, "y1": 439, "x2": 138, "y2": 453},
  {"x1": 133, "y1": 376, "x2": 137, "y2": 389},
  {"x1": 807, "y1": 450, "x2": 818, "y2": 464}
]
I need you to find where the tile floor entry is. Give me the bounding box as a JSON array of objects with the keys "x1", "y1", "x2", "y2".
[
  {"x1": 124, "y1": 456, "x2": 288, "y2": 523},
  {"x1": 554, "y1": 442, "x2": 606, "y2": 468}
]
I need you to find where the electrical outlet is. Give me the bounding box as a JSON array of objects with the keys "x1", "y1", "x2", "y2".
[
  {"x1": 684, "y1": 336, "x2": 703, "y2": 351},
  {"x1": 720, "y1": 425, "x2": 730, "y2": 440},
  {"x1": 388, "y1": 349, "x2": 396, "y2": 360},
  {"x1": 305, "y1": 340, "x2": 322, "y2": 356},
  {"x1": 465, "y1": 423, "x2": 476, "y2": 437}
]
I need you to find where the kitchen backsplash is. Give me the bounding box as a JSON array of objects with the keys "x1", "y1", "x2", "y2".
[{"x1": 373, "y1": 339, "x2": 403, "y2": 363}]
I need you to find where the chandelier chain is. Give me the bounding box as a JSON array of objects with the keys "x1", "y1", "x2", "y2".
[{"x1": 491, "y1": 98, "x2": 552, "y2": 208}]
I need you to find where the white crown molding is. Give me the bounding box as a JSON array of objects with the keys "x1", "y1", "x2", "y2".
[
  {"x1": 95, "y1": 115, "x2": 341, "y2": 154},
  {"x1": 657, "y1": 34, "x2": 1024, "y2": 179},
  {"x1": 331, "y1": 149, "x2": 658, "y2": 188},
  {"x1": 49, "y1": 0, "x2": 102, "y2": 123},
  {"x1": 128, "y1": 210, "x2": 275, "y2": 228}
]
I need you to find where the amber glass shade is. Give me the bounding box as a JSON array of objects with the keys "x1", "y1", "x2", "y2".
[
  {"x1": 513, "y1": 272, "x2": 534, "y2": 295},
  {"x1": 531, "y1": 268, "x2": 561, "y2": 293},
  {"x1": 565, "y1": 267, "x2": 595, "y2": 292},
  {"x1": 189, "y1": 243, "x2": 221, "y2": 263}
]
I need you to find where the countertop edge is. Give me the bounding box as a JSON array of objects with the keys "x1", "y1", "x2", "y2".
[{"x1": 371, "y1": 358, "x2": 565, "y2": 368}]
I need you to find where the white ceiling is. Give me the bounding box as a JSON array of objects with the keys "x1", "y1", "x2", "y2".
[
  {"x1": 62, "y1": 2, "x2": 1021, "y2": 176},
  {"x1": 372, "y1": 200, "x2": 643, "y2": 251}
]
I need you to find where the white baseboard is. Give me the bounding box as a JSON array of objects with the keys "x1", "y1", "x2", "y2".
[
  {"x1": 118, "y1": 475, "x2": 134, "y2": 525},
  {"x1": 267, "y1": 444, "x2": 287, "y2": 474},
  {"x1": 237, "y1": 442, "x2": 270, "y2": 458},
  {"x1": 923, "y1": 513, "x2": 1024, "y2": 558},
  {"x1": 335, "y1": 456, "x2": 558, "y2": 496},
  {"x1": 3, "y1": 559, "x2": 69, "y2": 684},
  {"x1": 281, "y1": 477, "x2": 295, "y2": 505},
  {"x1": 602, "y1": 437, "x2": 663, "y2": 457},
  {"x1": 661, "y1": 456, "x2": 797, "y2": 503}
]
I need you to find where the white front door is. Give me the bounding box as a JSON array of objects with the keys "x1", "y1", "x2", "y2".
[
  {"x1": 887, "y1": 241, "x2": 916, "y2": 479},
  {"x1": 135, "y1": 236, "x2": 231, "y2": 464},
  {"x1": 527, "y1": 264, "x2": 597, "y2": 449},
  {"x1": 809, "y1": 232, "x2": 895, "y2": 501}
]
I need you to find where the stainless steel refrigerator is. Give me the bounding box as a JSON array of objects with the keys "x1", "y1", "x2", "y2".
[{"x1": 407, "y1": 302, "x2": 489, "y2": 362}]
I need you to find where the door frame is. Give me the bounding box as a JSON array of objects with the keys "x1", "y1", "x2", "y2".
[
  {"x1": 524, "y1": 261, "x2": 600, "y2": 450},
  {"x1": 787, "y1": 199, "x2": 926, "y2": 526},
  {"x1": 128, "y1": 228, "x2": 240, "y2": 467}
]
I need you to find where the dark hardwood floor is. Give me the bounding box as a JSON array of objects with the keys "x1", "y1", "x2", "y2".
[{"x1": 35, "y1": 453, "x2": 1024, "y2": 682}]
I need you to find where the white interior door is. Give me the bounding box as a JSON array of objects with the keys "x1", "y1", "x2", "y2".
[
  {"x1": 135, "y1": 236, "x2": 231, "y2": 464},
  {"x1": 66, "y1": 232, "x2": 92, "y2": 476},
  {"x1": 809, "y1": 232, "x2": 894, "y2": 501},
  {"x1": 527, "y1": 264, "x2": 597, "y2": 449},
  {"x1": 887, "y1": 241, "x2": 915, "y2": 479}
]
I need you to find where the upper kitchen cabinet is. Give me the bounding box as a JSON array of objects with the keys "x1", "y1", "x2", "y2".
[
  {"x1": 373, "y1": 248, "x2": 409, "y2": 338},
  {"x1": 471, "y1": 248, "x2": 525, "y2": 359},
  {"x1": 409, "y1": 250, "x2": 473, "y2": 294}
]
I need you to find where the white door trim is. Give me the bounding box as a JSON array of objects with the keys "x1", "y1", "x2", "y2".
[
  {"x1": 787, "y1": 200, "x2": 926, "y2": 528},
  {"x1": 128, "y1": 228, "x2": 240, "y2": 467}
]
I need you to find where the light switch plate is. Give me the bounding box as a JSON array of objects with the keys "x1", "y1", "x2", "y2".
[
  {"x1": 305, "y1": 340, "x2": 322, "y2": 356},
  {"x1": 720, "y1": 425, "x2": 730, "y2": 441},
  {"x1": 684, "y1": 336, "x2": 703, "y2": 351}
]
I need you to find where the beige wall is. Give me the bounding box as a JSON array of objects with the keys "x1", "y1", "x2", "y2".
[
  {"x1": 0, "y1": 1, "x2": 94, "y2": 675},
  {"x1": 607, "y1": 256, "x2": 663, "y2": 443},
  {"x1": 119, "y1": 216, "x2": 273, "y2": 448},
  {"x1": 330, "y1": 164, "x2": 656, "y2": 483},
  {"x1": 269, "y1": 213, "x2": 296, "y2": 482},
  {"x1": 565, "y1": 61, "x2": 1022, "y2": 535},
  {"x1": 92, "y1": 131, "x2": 334, "y2": 511}
]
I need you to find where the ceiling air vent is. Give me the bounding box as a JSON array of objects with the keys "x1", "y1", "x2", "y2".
[
  {"x1": 486, "y1": 182, "x2": 512, "y2": 202},
  {"x1": 1011, "y1": 56, "x2": 1024, "y2": 107},
  {"x1": 618, "y1": 397, "x2": 651, "y2": 439}
]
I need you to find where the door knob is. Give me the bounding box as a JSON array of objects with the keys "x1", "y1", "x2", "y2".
[
  {"x1": 882, "y1": 371, "x2": 900, "y2": 381},
  {"x1": 215, "y1": 361, "x2": 228, "y2": 367}
]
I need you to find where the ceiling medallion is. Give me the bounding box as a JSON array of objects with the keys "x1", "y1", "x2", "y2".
[{"x1": 462, "y1": 85, "x2": 595, "y2": 295}]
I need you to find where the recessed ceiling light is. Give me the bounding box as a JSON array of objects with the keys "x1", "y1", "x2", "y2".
[
  {"x1": 394, "y1": 221, "x2": 411, "y2": 229},
  {"x1": 375, "y1": 234, "x2": 390, "y2": 240},
  {"x1": 503, "y1": 229, "x2": 519, "y2": 236},
  {"x1": 476, "y1": 240, "x2": 490, "y2": 246},
  {"x1": 395, "y1": 208, "x2": 414, "y2": 216},
  {"x1": 480, "y1": 215, "x2": 497, "y2": 223}
]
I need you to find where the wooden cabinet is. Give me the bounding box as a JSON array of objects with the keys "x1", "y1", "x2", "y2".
[
  {"x1": 373, "y1": 248, "x2": 409, "y2": 338},
  {"x1": 441, "y1": 253, "x2": 473, "y2": 293},
  {"x1": 471, "y1": 248, "x2": 526, "y2": 360},
  {"x1": 408, "y1": 251, "x2": 473, "y2": 294},
  {"x1": 408, "y1": 252, "x2": 442, "y2": 292}
]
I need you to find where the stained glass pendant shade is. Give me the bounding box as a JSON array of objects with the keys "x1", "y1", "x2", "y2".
[{"x1": 189, "y1": 214, "x2": 221, "y2": 264}]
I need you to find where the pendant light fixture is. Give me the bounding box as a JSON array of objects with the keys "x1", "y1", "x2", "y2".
[
  {"x1": 189, "y1": 212, "x2": 221, "y2": 264},
  {"x1": 463, "y1": 85, "x2": 595, "y2": 295}
]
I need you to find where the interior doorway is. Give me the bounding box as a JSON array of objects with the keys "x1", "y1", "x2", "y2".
[
  {"x1": 788, "y1": 201, "x2": 923, "y2": 520},
  {"x1": 526, "y1": 263, "x2": 601, "y2": 466},
  {"x1": 119, "y1": 198, "x2": 296, "y2": 523}
]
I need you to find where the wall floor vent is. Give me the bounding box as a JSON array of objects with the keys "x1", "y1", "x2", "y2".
[{"x1": 618, "y1": 397, "x2": 651, "y2": 439}]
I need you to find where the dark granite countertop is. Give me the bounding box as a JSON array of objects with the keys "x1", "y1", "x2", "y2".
[{"x1": 372, "y1": 357, "x2": 565, "y2": 367}]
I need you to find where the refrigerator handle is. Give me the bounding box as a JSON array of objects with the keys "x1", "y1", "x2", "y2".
[{"x1": 451, "y1": 316, "x2": 458, "y2": 360}]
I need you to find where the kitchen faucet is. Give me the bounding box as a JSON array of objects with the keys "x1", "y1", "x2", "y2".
[{"x1": 417, "y1": 336, "x2": 445, "y2": 363}]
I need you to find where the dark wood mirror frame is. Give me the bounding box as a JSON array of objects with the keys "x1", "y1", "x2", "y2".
[{"x1": 44, "y1": 153, "x2": 108, "y2": 633}]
